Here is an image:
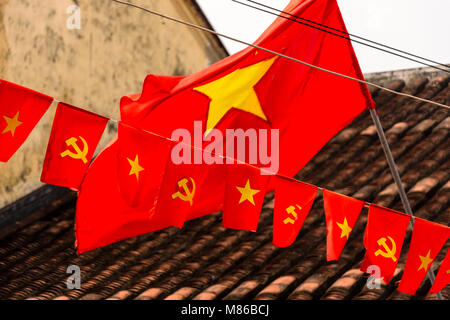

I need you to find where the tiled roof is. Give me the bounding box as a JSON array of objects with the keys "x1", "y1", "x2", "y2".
[{"x1": 0, "y1": 70, "x2": 448, "y2": 300}]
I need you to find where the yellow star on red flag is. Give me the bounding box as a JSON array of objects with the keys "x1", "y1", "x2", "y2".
[
  {"x1": 127, "y1": 155, "x2": 144, "y2": 181},
  {"x1": 336, "y1": 217, "x2": 352, "y2": 239},
  {"x1": 236, "y1": 179, "x2": 260, "y2": 206},
  {"x1": 2, "y1": 111, "x2": 23, "y2": 136},
  {"x1": 193, "y1": 57, "x2": 277, "y2": 135},
  {"x1": 418, "y1": 250, "x2": 433, "y2": 272}
]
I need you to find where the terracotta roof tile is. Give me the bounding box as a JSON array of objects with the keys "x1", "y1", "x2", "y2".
[{"x1": 0, "y1": 70, "x2": 448, "y2": 300}]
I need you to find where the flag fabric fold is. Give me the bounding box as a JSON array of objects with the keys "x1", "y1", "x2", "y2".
[
  {"x1": 0, "y1": 79, "x2": 53, "y2": 162},
  {"x1": 361, "y1": 204, "x2": 411, "y2": 284},
  {"x1": 75, "y1": 0, "x2": 374, "y2": 252},
  {"x1": 41, "y1": 103, "x2": 108, "y2": 190},
  {"x1": 430, "y1": 248, "x2": 450, "y2": 294},
  {"x1": 75, "y1": 139, "x2": 181, "y2": 254},
  {"x1": 155, "y1": 145, "x2": 213, "y2": 229},
  {"x1": 273, "y1": 177, "x2": 318, "y2": 247},
  {"x1": 222, "y1": 164, "x2": 269, "y2": 231},
  {"x1": 117, "y1": 122, "x2": 173, "y2": 210},
  {"x1": 397, "y1": 218, "x2": 449, "y2": 295},
  {"x1": 323, "y1": 189, "x2": 365, "y2": 261}
]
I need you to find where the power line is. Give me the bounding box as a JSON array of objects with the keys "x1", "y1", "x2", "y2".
[
  {"x1": 110, "y1": 0, "x2": 449, "y2": 110},
  {"x1": 232, "y1": 0, "x2": 450, "y2": 74}
]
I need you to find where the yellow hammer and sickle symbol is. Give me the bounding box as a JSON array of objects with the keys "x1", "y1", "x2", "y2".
[
  {"x1": 60, "y1": 136, "x2": 89, "y2": 164},
  {"x1": 171, "y1": 177, "x2": 196, "y2": 206},
  {"x1": 283, "y1": 204, "x2": 302, "y2": 225},
  {"x1": 374, "y1": 236, "x2": 397, "y2": 262}
]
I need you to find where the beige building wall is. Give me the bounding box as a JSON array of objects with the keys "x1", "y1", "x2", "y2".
[{"x1": 0, "y1": 0, "x2": 227, "y2": 207}]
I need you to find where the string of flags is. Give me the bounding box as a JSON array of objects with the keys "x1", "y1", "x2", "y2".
[{"x1": 0, "y1": 78, "x2": 448, "y2": 296}]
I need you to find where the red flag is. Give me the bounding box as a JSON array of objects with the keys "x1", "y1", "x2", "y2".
[
  {"x1": 430, "y1": 248, "x2": 450, "y2": 294},
  {"x1": 41, "y1": 103, "x2": 108, "y2": 190},
  {"x1": 0, "y1": 80, "x2": 53, "y2": 162},
  {"x1": 76, "y1": 0, "x2": 373, "y2": 252},
  {"x1": 273, "y1": 177, "x2": 318, "y2": 247},
  {"x1": 75, "y1": 140, "x2": 184, "y2": 254},
  {"x1": 360, "y1": 205, "x2": 411, "y2": 283},
  {"x1": 155, "y1": 146, "x2": 212, "y2": 229},
  {"x1": 323, "y1": 189, "x2": 365, "y2": 261},
  {"x1": 222, "y1": 164, "x2": 269, "y2": 231},
  {"x1": 117, "y1": 122, "x2": 173, "y2": 210},
  {"x1": 397, "y1": 218, "x2": 449, "y2": 295}
]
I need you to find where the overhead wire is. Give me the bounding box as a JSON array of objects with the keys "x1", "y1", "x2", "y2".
[
  {"x1": 233, "y1": 0, "x2": 450, "y2": 73},
  {"x1": 111, "y1": 0, "x2": 450, "y2": 110}
]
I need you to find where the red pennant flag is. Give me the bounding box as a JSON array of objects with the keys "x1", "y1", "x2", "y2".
[
  {"x1": 117, "y1": 122, "x2": 173, "y2": 210},
  {"x1": 155, "y1": 148, "x2": 212, "y2": 229},
  {"x1": 75, "y1": 140, "x2": 188, "y2": 254},
  {"x1": 397, "y1": 218, "x2": 449, "y2": 295},
  {"x1": 361, "y1": 205, "x2": 411, "y2": 283},
  {"x1": 323, "y1": 189, "x2": 365, "y2": 261},
  {"x1": 41, "y1": 103, "x2": 108, "y2": 190},
  {"x1": 430, "y1": 248, "x2": 450, "y2": 294},
  {"x1": 222, "y1": 164, "x2": 269, "y2": 231},
  {"x1": 0, "y1": 80, "x2": 53, "y2": 162},
  {"x1": 76, "y1": 0, "x2": 374, "y2": 252},
  {"x1": 273, "y1": 177, "x2": 318, "y2": 247}
]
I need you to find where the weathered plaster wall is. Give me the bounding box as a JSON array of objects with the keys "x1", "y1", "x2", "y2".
[{"x1": 0, "y1": 0, "x2": 227, "y2": 207}]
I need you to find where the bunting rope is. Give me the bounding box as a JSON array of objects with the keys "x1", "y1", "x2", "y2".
[
  {"x1": 45, "y1": 96, "x2": 422, "y2": 217},
  {"x1": 1, "y1": 1, "x2": 447, "y2": 296},
  {"x1": 111, "y1": 0, "x2": 450, "y2": 110},
  {"x1": 232, "y1": 0, "x2": 450, "y2": 73},
  {"x1": 109, "y1": 117, "x2": 373, "y2": 206},
  {"x1": 41, "y1": 92, "x2": 447, "y2": 295}
]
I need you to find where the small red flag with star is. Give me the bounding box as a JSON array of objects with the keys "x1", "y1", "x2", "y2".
[
  {"x1": 222, "y1": 164, "x2": 269, "y2": 231},
  {"x1": 323, "y1": 189, "x2": 365, "y2": 261},
  {"x1": 430, "y1": 248, "x2": 450, "y2": 294},
  {"x1": 117, "y1": 122, "x2": 173, "y2": 210},
  {"x1": 361, "y1": 204, "x2": 411, "y2": 284},
  {"x1": 41, "y1": 103, "x2": 108, "y2": 190},
  {"x1": 0, "y1": 80, "x2": 53, "y2": 162},
  {"x1": 397, "y1": 218, "x2": 449, "y2": 295},
  {"x1": 76, "y1": 0, "x2": 374, "y2": 252},
  {"x1": 273, "y1": 177, "x2": 318, "y2": 247}
]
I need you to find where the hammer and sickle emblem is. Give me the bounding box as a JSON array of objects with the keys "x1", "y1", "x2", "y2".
[
  {"x1": 60, "y1": 136, "x2": 89, "y2": 164},
  {"x1": 283, "y1": 204, "x2": 302, "y2": 225},
  {"x1": 374, "y1": 236, "x2": 397, "y2": 262},
  {"x1": 171, "y1": 177, "x2": 196, "y2": 206},
  {"x1": 446, "y1": 270, "x2": 450, "y2": 275}
]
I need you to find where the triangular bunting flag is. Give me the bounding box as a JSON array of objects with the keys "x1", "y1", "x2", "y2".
[
  {"x1": 361, "y1": 204, "x2": 411, "y2": 284},
  {"x1": 75, "y1": 0, "x2": 374, "y2": 252},
  {"x1": 323, "y1": 189, "x2": 365, "y2": 261},
  {"x1": 397, "y1": 218, "x2": 449, "y2": 295},
  {"x1": 273, "y1": 177, "x2": 318, "y2": 247},
  {"x1": 75, "y1": 140, "x2": 186, "y2": 254},
  {"x1": 222, "y1": 164, "x2": 269, "y2": 231},
  {"x1": 155, "y1": 145, "x2": 211, "y2": 229},
  {"x1": 117, "y1": 122, "x2": 172, "y2": 210},
  {"x1": 0, "y1": 80, "x2": 53, "y2": 162},
  {"x1": 430, "y1": 248, "x2": 450, "y2": 294},
  {"x1": 41, "y1": 103, "x2": 108, "y2": 190}
]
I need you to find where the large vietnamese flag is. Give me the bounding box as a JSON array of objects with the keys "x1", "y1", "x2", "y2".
[{"x1": 76, "y1": 0, "x2": 374, "y2": 253}]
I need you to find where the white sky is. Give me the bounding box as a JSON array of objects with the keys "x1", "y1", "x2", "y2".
[{"x1": 196, "y1": 0, "x2": 450, "y2": 74}]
